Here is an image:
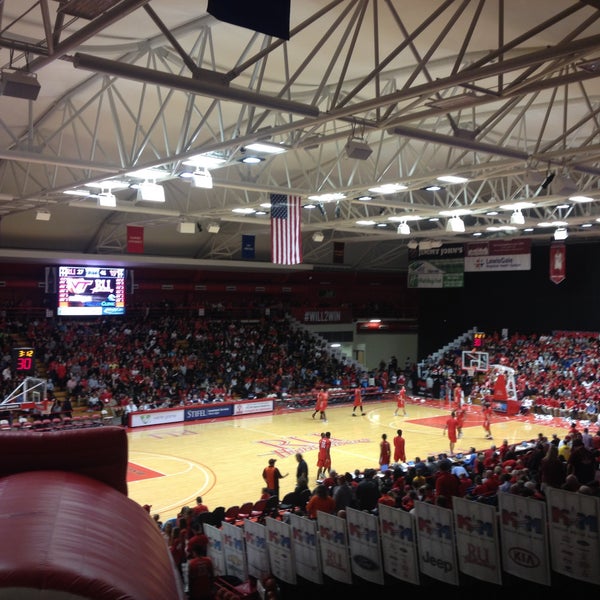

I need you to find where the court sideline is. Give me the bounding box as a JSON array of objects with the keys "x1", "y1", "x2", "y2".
[{"x1": 125, "y1": 396, "x2": 578, "y2": 521}]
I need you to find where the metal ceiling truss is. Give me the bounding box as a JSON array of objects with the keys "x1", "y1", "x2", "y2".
[{"x1": 0, "y1": 1, "x2": 596, "y2": 269}]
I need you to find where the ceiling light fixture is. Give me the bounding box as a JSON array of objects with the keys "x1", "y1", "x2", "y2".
[
  {"x1": 312, "y1": 231, "x2": 324, "y2": 242},
  {"x1": 510, "y1": 209, "x2": 525, "y2": 225},
  {"x1": 397, "y1": 222, "x2": 410, "y2": 235},
  {"x1": 437, "y1": 174, "x2": 469, "y2": 184},
  {"x1": 239, "y1": 155, "x2": 264, "y2": 164},
  {"x1": 35, "y1": 210, "x2": 51, "y2": 221},
  {"x1": 207, "y1": 223, "x2": 220, "y2": 234},
  {"x1": 554, "y1": 227, "x2": 568, "y2": 241},
  {"x1": 136, "y1": 181, "x2": 165, "y2": 202},
  {"x1": 446, "y1": 216, "x2": 465, "y2": 232},
  {"x1": 177, "y1": 222, "x2": 196, "y2": 234},
  {"x1": 191, "y1": 168, "x2": 213, "y2": 189},
  {"x1": 245, "y1": 142, "x2": 287, "y2": 154},
  {"x1": 368, "y1": 183, "x2": 408, "y2": 194},
  {"x1": 97, "y1": 192, "x2": 117, "y2": 208}
]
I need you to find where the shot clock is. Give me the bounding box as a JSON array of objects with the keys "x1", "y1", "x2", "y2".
[{"x1": 12, "y1": 347, "x2": 35, "y2": 375}]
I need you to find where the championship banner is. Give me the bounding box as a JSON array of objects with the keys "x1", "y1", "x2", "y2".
[
  {"x1": 453, "y1": 497, "x2": 502, "y2": 585},
  {"x1": 205, "y1": 524, "x2": 226, "y2": 577},
  {"x1": 289, "y1": 513, "x2": 323, "y2": 584},
  {"x1": 546, "y1": 487, "x2": 600, "y2": 585},
  {"x1": 346, "y1": 507, "x2": 384, "y2": 584},
  {"x1": 265, "y1": 516, "x2": 296, "y2": 584},
  {"x1": 222, "y1": 521, "x2": 248, "y2": 582},
  {"x1": 242, "y1": 234, "x2": 255, "y2": 260},
  {"x1": 317, "y1": 511, "x2": 352, "y2": 583},
  {"x1": 243, "y1": 519, "x2": 270, "y2": 580},
  {"x1": 549, "y1": 242, "x2": 566, "y2": 284},
  {"x1": 415, "y1": 500, "x2": 459, "y2": 586},
  {"x1": 333, "y1": 241, "x2": 344, "y2": 264},
  {"x1": 464, "y1": 239, "x2": 531, "y2": 272},
  {"x1": 498, "y1": 492, "x2": 550, "y2": 586},
  {"x1": 378, "y1": 503, "x2": 420, "y2": 585},
  {"x1": 126, "y1": 225, "x2": 144, "y2": 254},
  {"x1": 407, "y1": 243, "x2": 464, "y2": 288}
]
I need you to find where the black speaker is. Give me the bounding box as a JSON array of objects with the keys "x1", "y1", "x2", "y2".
[{"x1": 0, "y1": 71, "x2": 41, "y2": 100}]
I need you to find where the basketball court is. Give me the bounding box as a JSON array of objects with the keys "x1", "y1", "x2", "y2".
[{"x1": 125, "y1": 395, "x2": 579, "y2": 522}]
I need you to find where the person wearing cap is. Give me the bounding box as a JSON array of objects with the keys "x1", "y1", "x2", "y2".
[{"x1": 262, "y1": 458, "x2": 288, "y2": 501}]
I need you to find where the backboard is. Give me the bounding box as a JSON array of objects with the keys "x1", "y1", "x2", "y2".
[{"x1": 461, "y1": 351, "x2": 489, "y2": 372}]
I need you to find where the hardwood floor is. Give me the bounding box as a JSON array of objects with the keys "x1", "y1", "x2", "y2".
[{"x1": 125, "y1": 396, "x2": 578, "y2": 522}]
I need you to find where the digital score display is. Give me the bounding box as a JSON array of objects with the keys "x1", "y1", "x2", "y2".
[
  {"x1": 57, "y1": 265, "x2": 126, "y2": 316},
  {"x1": 473, "y1": 332, "x2": 486, "y2": 347},
  {"x1": 12, "y1": 347, "x2": 35, "y2": 375}
]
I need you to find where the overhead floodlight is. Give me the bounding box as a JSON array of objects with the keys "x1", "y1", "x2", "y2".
[
  {"x1": 177, "y1": 222, "x2": 195, "y2": 234},
  {"x1": 554, "y1": 227, "x2": 568, "y2": 241},
  {"x1": 312, "y1": 231, "x2": 324, "y2": 242},
  {"x1": 35, "y1": 210, "x2": 51, "y2": 221},
  {"x1": 183, "y1": 154, "x2": 226, "y2": 169},
  {"x1": 308, "y1": 193, "x2": 346, "y2": 202},
  {"x1": 437, "y1": 175, "x2": 469, "y2": 184},
  {"x1": 356, "y1": 219, "x2": 376, "y2": 226},
  {"x1": 245, "y1": 142, "x2": 287, "y2": 154},
  {"x1": 446, "y1": 216, "x2": 465, "y2": 232},
  {"x1": 569, "y1": 195, "x2": 594, "y2": 203},
  {"x1": 207, "y1": 222, "x2": 220, "y2": 234},
  {"x1": 191, "y1": 168, "x2": 213, "y2": 189},
  {"x1": 239, "y1": 155, "x2": 264, "y2": 164},
  {"x1": 397, "y1": 222, "x2": 410, "y2": 235},
  {"x1": 97, "y1": 192, "x2": 116, "y2": 207},
  {"x1": 368, "y1": 183, "x2": 408, "y2": 194},
  {"x1": 136, "y1": 181, "x2": 165, "y2": 202},
  {"x1": 407, "y1": 240, "x2": 419, "y2": 249},
  {"x1": 510, "y1": 210, "x2": 525, "y2": 225}
]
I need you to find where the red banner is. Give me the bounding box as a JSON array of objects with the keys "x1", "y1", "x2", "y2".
[
  {"x1": 333, "y1": 242, "x2": 344, "y2": 264},
  {"x1": 127, "y1": 226, "x2": 144, "y2": 254},
  {"x1": 549, "y1": 243, "x2": 566, "y2": 284}
]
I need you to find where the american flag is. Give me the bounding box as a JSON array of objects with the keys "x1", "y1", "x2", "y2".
[{"x1": 270, "y1": 193, "x2": 302, "y2": 265}]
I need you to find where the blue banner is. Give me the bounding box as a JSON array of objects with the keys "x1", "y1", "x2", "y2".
[
  {"x1": 242, "y1": 234, "x2": 255, "y2": 259},
  {"x1": 185, "y1": 404, "x2": 233, "y2": 422}
]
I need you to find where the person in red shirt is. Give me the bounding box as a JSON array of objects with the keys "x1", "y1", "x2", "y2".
[
  {"x1": 305, "y1": 484, "x2": 336, "y2": 519},
  {"x1": 352, "y1": 387, "x2": 365, "y2": 416},
  {"x1": 442, "y1": 411, "x2": 459, "y2": 456},
  {"x1": 393, "y1": 429, "x2": 406, "y2": 463},
  {"x1": 482, "y1": 402, "x2": 493, "y2": 440},
  {"x1": 379, "y1": 433, "x2": 391, "y2": 468},
  {"x1": 316, "y1": 432, "x2": 332, "y2": 479},
  {"x1": 434, "y1": 459, "x2": 462, "y2": 508},
  {"x1": 187, "y1": 542, "x2": 215, "y2": 600},
  {"x1": 394, "y1": 385, "x2": 407, "y2": 416}
]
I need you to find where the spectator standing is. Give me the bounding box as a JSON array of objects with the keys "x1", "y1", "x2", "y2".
[
  {"x1": 393, "y1": 429, "x2": 406, "y2": 463},
  {"x1": 355, "y1": 469, "x2": 381, "y2": 512},
  {"x1": 295, "y1": 452, "x2": 309, "y2": 486},
  {"x1": 262, "y1": 458, "x2": 288, "y2": 501},
  {"x1": 351, "y1": 387, "x2": 365, "y2": 416},
  {"x1": 379, "y1": 433, "x2": 391, "y2": 468},
  {"x1": 539, "y1": 443, "x2": 567, "y2": 491},
  {"x1": 187, "y1": 542, "x2": 215, "y2": 600},
  {"x1": 434, "y1": 459, "x2": 462, "y2": 508}
]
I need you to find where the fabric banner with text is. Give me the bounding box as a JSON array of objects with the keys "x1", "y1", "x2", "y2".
[
  {"x1": 549, "y1": 243, "x2": 566, "y2": 284},
  {"x1": 464, "y1": 239, "x2": 531, "y2": 272},
  {"x1": 126, "y1": 225, "x2": 144, "y2": 254}
]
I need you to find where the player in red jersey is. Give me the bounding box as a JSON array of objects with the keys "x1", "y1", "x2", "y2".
[
  {"x1": 394, "y1": 385, "x2": 407, "y2": 416},
  {"x1": 352, "y1": 387, "x2": 365, "y2": 416},
  {"x1": 443, "y1": 410, "x2": 459, "y2": 456},
  {"x1": 482, "y1": 402, "x2": 493, "y2": 440}
]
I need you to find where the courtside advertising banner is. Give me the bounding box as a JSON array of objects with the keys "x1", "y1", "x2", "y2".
[
  {"x1": 317, "y1": 511, "x2": 352, "y2": 583},
  {"x1": 498, "y1": 492, "x2": 550, "y2": 586},
  {"x1": 243, "y1": 519, "x2": 270, "y2": 580},
  {"x1": 464, "y1": 239, "x2": 532, "y2": 272},
  {"x1": 453, "y1": 497, "x2": 502, "y2": 585},
  {"x1": 378, "y1": 503, "x2": 420, "y2": 585},
  {"x1": 265, "y1": 516, "x2": 296, "y2": 584},
  {"x1": 415, "y1": 501, "x2": 459, "y2": 586},
  {"x1": 205, "y1": 524, "x2": 226, "y2": 577},
  {"x1": 546, "y1": 488, "x2": 600, "y2": 585},
  {"x1": 346, "y1": 507, "x2": 384, "y2": 584},
  {"x1": 222, "y1": 521, "x2": 248, "y2": 582},
  {"x1": 289, "y1": 513, "x2": 323, "y2": 584}
]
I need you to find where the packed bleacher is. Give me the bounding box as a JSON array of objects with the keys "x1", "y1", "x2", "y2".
[{"x1": 1, "y1": 311, "x2": 600, "y2": 594}]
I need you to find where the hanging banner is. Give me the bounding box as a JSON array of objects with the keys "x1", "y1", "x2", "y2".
[
  {"x1": 126, "y1": 225, "x2": 144, "y2": 254},
  {"x1": 242, "y1": 234, "x2": 255, "y2": 260},
  {"x1": 464, "y1": 239, "x2": 531, "y2": 272},
  {"x1": 407, "y1": 243, "x2": 464, "y2": 288},
  {"x1": 549, "y1": 243, "x2": 566, "y2": 284},
  {"x1": 333, "y1": 242, "x2": 344, "y2": 264}
]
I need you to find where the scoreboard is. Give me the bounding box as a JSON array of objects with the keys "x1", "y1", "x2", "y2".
[{"x1": 12, "y1": 347, "x2": 35, "y2": 375}]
